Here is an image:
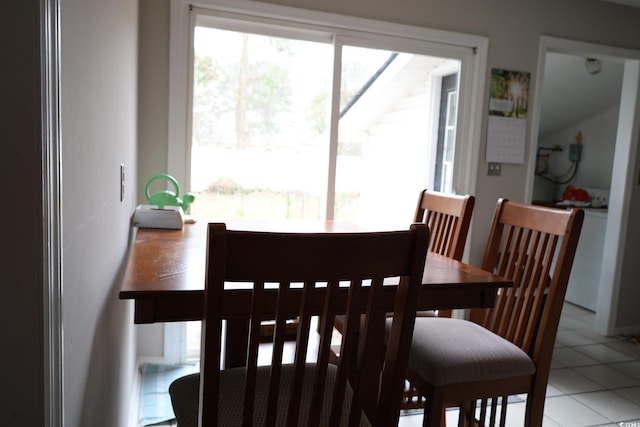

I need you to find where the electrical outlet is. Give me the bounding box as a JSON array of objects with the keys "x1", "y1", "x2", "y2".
[
  {"x1": 120, "y1": 164, "x2": 125, "y2": 202},
  {"x1": 488, "y1": 162, "x2": 502, "y2": 176}
]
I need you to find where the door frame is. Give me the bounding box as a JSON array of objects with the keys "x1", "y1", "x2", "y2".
[
  {"x1": 42, "y1": 0, "x2": 64, "y2": 425},
  {"x1": 525, "y1": 36, "x2": 640, "y2": 335}
]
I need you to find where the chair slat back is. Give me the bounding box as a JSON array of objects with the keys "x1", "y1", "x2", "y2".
[
  {"x1": 200, "y1": 223, "x2": 429, "y2": 427},
  {"x1": 471, "y1": 200, "x2": 584, "y2": 366},
  {"x1": 414, "y1": 190, "x2": 475, "y2": 261}
]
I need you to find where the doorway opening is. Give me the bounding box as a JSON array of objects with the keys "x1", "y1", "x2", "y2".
[{"x1": 527, "y1": 36, "x2": 640, "y2": 335}]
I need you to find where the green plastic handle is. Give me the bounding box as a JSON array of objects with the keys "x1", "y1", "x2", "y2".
[
  {"x1": 145, "y1": 174, "x2": 181, "y2": 200},
  {"x1": 143, "y1": 174, "x2": 195, "y2": 211}
]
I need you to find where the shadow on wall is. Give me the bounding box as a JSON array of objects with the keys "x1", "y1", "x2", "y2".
[{"x1": 79, "y1": 229, "x2": 137, "y2": 426}]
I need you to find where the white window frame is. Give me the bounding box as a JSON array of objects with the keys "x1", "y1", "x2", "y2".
[
  {"x1": 165, "y1": 0, "x2": 488, "y2": 362},
  {"x1": 168, "y1": 0, "x2": 487, "y2": 198}
]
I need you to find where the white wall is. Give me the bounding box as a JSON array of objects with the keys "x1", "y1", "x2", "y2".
[
  {"x1": 60, "y1": 0, "x2": 138, "y2": 425},
  {"x1": 534, "y1": 105, "x2": 619, "y2": 200},
  {"x1": 138, "y1": 0, "x2": 170, "y2": 204}
]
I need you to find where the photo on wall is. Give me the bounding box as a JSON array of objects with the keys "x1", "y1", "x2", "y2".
[{"x1": 486, "y1": 68, "x2": 531, "y2": 164}]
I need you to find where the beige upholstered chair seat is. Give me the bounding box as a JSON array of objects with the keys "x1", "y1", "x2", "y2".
[
  {"x1": 402, "y1": 200, "x2": 584, "y2": 426},
  {"x1": 407, "y1": 318, "x2": 535, "y2": 386},
  {"x1": 170, "y1": 363, "x2": 371, "y2": 427}
]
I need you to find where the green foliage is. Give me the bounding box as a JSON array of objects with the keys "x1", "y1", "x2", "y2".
[
  {"x1": 247, "y1": 61, "x2": 292, "y2": 135},
  {"x1": 490, "y1": 69, "x2": 529, "y2": 118},
  {"x1": 207, "y1": 177, "x2": 242, "y2": 194},
  {"x1": 490, "y1": 70, "x2": 510, "y2": 100},
  {"x1": 308, "y1": 92, "x2": 328, "y2": 135},
  {"x1": 269, "y1": 37, "x2": 294, "y2": 57},
  {"x1": 193, "y1": 37, "x2": 295, "y2": 145},
  {"x1": 193, "y1": 31, "x2": 333, "y2": 150},
  {"x1": 194, "y1": 55, "x2": 218, "y2": 85},
  {"x1": 193, "y1": 54, "x2": 238, "y2": 144}
]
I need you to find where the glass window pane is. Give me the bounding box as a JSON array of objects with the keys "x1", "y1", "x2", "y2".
[
  {"x1": 441, "y1": 90, "x2": 458, "y2": 193},
  {"x1": 190, "y1": 27, "x2": 333, "y2": 220},
  {"x1": 335, "y1": 46, "x2": 460, "y2": 226},
  {"x1": 339, "y1": 48, "x2": 395, "y2": 112}
]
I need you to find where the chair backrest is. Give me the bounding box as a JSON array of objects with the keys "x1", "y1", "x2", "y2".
[
  {"x1": 470, "y1": 199, "x2": 583, "y2": 384},
  {"x1": 200, "y1": 222, "x2": 430, "y2": 427},
  {"x1": 413, "y1": 189, "x2": 475, "y2": 261}
]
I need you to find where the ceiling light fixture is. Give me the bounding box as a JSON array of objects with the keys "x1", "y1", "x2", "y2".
[{"x1": 584, "y1": 58, "x2": 602, "y2": 75}]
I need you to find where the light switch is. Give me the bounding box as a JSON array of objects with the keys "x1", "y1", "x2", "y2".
[{"x1": 120, "y1": 164, "x2": 125, "y2": 202}]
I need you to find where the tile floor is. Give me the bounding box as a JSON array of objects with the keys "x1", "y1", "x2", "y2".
[
  {"x1": 399, "y1": 302, "x2": 640, "y2": 427},
  {"x1": 144, "y1": 303, "x2": 640, "y2": 427}
]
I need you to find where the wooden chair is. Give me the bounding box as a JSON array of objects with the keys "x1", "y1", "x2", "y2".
[
  {"x1": 330, "y1": 190, "x2": 474, "y2": 408},
  {"x1": 334, "y1": 189, "x2": 474, "y2": 333},
  {"x1": 413, "y1": 189, "x2": 475, "y2": 263},
  {"x1": 402, "y1": 190, "x2": 475, "y2": 408},
  {"x1": 169, "y1": 222, "x2": 429, "y2": 427},
  {"x1": 405, "y1": 199, "x2": 584, "y2": 426},
  {"x1": 412, "y1": 189, "x2": 475, "y2": 318}
]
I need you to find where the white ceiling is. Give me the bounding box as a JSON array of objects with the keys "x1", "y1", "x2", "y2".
[
  {"x1": 538, "y1": 52, "x2": 624, "y2": 138},
  {"x1": 538, "y1": 0, "x2": 640, "y2": 138}
]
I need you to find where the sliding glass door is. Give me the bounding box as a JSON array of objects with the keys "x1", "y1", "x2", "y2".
[
  {"x1": 189, "y1": 14, "x2": 460, "y2": 227},
  {"x1": 181, "y1": 10, "x2": 462, "y2": 363},
  {"x1": 190, "y1": 26, "x2": 333, "y2": 221}
]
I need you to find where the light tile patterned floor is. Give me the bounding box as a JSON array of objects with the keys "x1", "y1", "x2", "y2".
[
  {"x1": 144, "y1": 303, "x2": 640, "y2": 427},
  {"x1": 399, "y1": 302, "x2": 640, "y2": 427}
]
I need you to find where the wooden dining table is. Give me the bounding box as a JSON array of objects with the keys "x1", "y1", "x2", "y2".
[
  {"x1": 120, "y1": 218, "x2": 512, "y2": 367},
  {"x1": 120, "y1": 218, "x2": 512, "y2": 323}
]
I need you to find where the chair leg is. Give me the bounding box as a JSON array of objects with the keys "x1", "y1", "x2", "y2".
[
  {"x1": 489, "y1": 397, "x2": 499, "y2": 426},
  {"x1": 457, "y1": 401, "x2": 473, "y2": 427},
  {"x1": 524, "y1": 391, "x2": 544, "y2": 427},
  {"x1": 478, "y1": 399, "x2": 488, "y2": 425},
  {"x1": 499, "y1": 396, "x2": 508, "y2": 427},
  {"x1": 423, "y1": 389, "x2": 445, "y2": 427},
  {"x1": 458, "y1": 401, "x2": 484, "y2": 427}
]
